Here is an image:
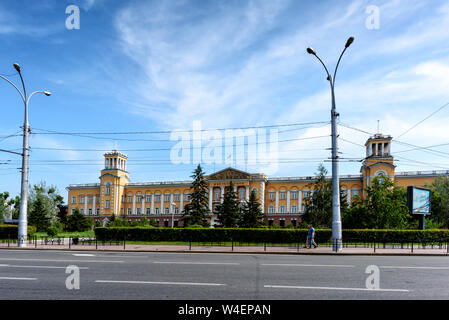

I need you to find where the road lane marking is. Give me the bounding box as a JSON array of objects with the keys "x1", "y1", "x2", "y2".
[
  {"x1": 95, "y1": 280, "x2": 226, "y2": 286},
  {"x1": 0, "y1": 258, "x2": 123, "y2": 263},
  {"x1": 152, "y1": 261, "x2": 240, "y2": 265},
  {"x1": 380, "y1": 266, "x2": 449, "y2": 270},
  {"x1": 261, "y1": 263, "x2": 354, "y2": 268},
  {"x1": 264, "y1": 285, "x2": 410, "y2": 292},
  {"x1": 0, "y1": 264, "x2": 89, "y2": 269},
  {"x1": 72, "y1": 254, "x2": 95, "y2": 257},
  {"x1": 0, "y1": 277, "x2": 37, "y2": 281}
]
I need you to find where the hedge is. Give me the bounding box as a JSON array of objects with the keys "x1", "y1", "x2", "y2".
[
  {"x1": 94, "y1": 227, "x2": 449, "y2": 243},
  {"x1": 0, "y1": 224, "x2": 37, "y2": 239}
]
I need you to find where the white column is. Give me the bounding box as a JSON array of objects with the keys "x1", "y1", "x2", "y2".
[
  {"x1": 220, "y1": 186, "x2": 225, "y2": 203},
  {"x1": 298, "y1": 191, "x2": 302, "y2": 212},
  {"x1": 142, "y1": 195, "x2": 145, "y2": 216},
  {"x1": 381, "y1": 143, "x2": 384, "y2": 156},
  {"x1": 245, "y1": 186, "x2": 250, "y2": 201},
  {"x1": 347, "y1": 189, "x2": 351, "y2": 204},
  {"x1": 275, "y1": 191, "x2": 279, "y2": 213},
  {"x1": 180, "y1": 192, "x2": 184, "y2": 213},
  {"x1": 114, "y1": 186, "x2": 118, "y2": 216},
  {"x1": 209, "y1": 187, "x2": 213, "y2": 211},
  {"x1": 170, "y1": 194, "x2": 173, "y2": 214},
  {"x1": 151, "y1": 194, "x2": 154, "y2": 215},
  {"x1": 132, "y1": 195, "x2": 136, "y2": 215},
  {"x1": 287, "y1": 191, "x2": 290, "y2": 213},
  {"x1": 84, "y1": 196, "x2": 88, "y2": 216},
  {"x1": 260, "y1": 182, "x2": 265, "y2": 213},
  {"x1": 161, "y1": 193, "x2": 164, "y2": 215},
  {"x1": 93, "y1": 195, "x2": 96, "y2": 215}
]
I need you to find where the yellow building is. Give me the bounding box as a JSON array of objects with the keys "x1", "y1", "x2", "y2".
[{"x1": 67, "y1": 134, "x2": 449, "y2": 227}]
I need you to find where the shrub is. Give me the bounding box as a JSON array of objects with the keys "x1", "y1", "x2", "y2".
[
  {"x1": 0, "y1": 224, "x2": 36, "y2": 239},
  {"x1": 94, "y1": 227, "x2": 449, "y2": 244},
  {"x1": 46, "y1": 226, "x2": 59, "y2": 238}
]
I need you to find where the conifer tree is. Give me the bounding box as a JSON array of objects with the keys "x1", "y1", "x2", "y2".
[{"x1": 182, "y1": 164, "x2": 210, "y2": 227}]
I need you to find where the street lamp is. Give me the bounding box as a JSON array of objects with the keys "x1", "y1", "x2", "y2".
[
  {"x1": 306, "y1": 37, "x2": 354, "y2": 252},
  {"x1": 0, "y1": 63, "x2": 51, "y2": 247},
  {"x1": 171, "y1": 202, "x2": 177, "y2": 228}
]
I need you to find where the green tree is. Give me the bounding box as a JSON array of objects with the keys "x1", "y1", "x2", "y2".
[
  {"x1": 343, "y1": 176, "x2": 410, "y2": 229},
  {"x1": 429, "y1": 176, "x2": 449, "y2": 228},
  {"x1": 216, "y1": 181, "x2": 241, "y2": 228},
  {"x1": 182, "y1": 164, "x2": 210, "y2": 227},
  {"x1": 302, "y1": 164, "x2": 333, "y2": 228},
  {"x1": 28, "y1": 183, "x2": 65, "y2": 232},
  {"x1": 0, "y1": 192, "x2": 10, "y2": 221},
  {"x1": 239, "y1": 189, "x2": 264, "y2": 228},
  {"x1": 66, "y1": 208, "x2": 90, "y2": 232}
]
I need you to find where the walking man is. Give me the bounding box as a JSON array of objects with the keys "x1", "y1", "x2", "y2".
[{"x1": 307, "y1": 224, "x2": 317, "y2": 249}]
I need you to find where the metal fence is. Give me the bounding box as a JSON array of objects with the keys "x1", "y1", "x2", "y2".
[{"x1": 1, "y1": 235, "x2": 448, "y2": 253}]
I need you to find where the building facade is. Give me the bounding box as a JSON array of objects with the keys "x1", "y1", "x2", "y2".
[{"x1": 67, "y1": 134, "x2": 449, "y2": 227}]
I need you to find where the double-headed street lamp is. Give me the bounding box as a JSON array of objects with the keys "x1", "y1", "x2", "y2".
[
  {"x1": 306, "y1": 37, "x2": 354, "y2": 252},
  {"x1": 0, "y1": 63, "x2": 51, "y2": 247}
]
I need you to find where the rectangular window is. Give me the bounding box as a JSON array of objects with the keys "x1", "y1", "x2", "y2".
[
  {"x1": 88, "y1": 208, "x2": 92, "y2": 215},
  {"x1": 121, "y1": 195, "x2": 125, "y2": 203},
  {"x1": 291, "y1": 205, "x2": 297, "y2": 213},
  {"x1": 121, "y1": 208, "x2": 124, "y2": 216},
  {"x1": 239, "y1": 189, "x2": 245, "y2": 199},
  {"x1": 164, "y1": 194, "x2": 170, "y2": 202},
  {"x1": 353, "y1": 190, "x2": 359, "y2": 197},
  {"x1": 269, "y1": 192, "x2": 274, "y2": 201},
  {"x1": 80, "y1": 196, "x2": 85, "y2": 204},
  {"x1": 291, "y1": 191, "x2": 297, "y2": 200},
  {"x1": 105, "y1": 200, "x2": 110, "y2": 209},
  {"x1": 106, "y1": 186, "x2": 110, "y2": 195},
  {"x1": 71, "y1": 196, "x2": 76, "y2": 204},
  {"x1": 88, "y1": 196, "x2": 93, "y2": 204},
  {"x1": 136, "y1": 208, "x2": 141, "y2": 215},
  {"x1": 174, "y1": 207, "x2": 179, "y2": 214},
  {"x1": 215, "y1": 190, "x2": 220, "y2": 200},
  {"x1": 280, "y1": 192, "x2": 286, "y2": 200},
  {"x1": 96, "y1": 196, "x2": 100, "y2": 203},
  {"x1": 268, "y1": 206, "x2": 274, "y2": 214},
  {"x1": 80, "y1": 208, "x2": 84, "y2": 215},
  {"x1": 165, "y1": 207, "x2": 169, "y2": 214},
  {"x1": 174, "y1": 194, "x2": 180, "y2": 202},
  {"x1": 96, "y1": 208, "x2": 100, "y2": 216},
  {"x1": 146, "y1": 208, "x2": 151, "y2": 215},
  {"x1": 279, "y1": 220, "x2": 285, "y2": 227},
  {"x1": 137, "y1": 195, "x2": 142, "y2": 202},
  {"x1": 128, "y1": 196, "x2": 132, "y2": 203},
  {"x1": 184, "y1": 194, "x2": 190, "y2": 201},
  {"x1": 146, "y1": 195, "x2": 151, "y2": 202},
  {"x1": 155, "y1": 195, "x2": 161, "y2": 202},
  {"x1": 127, "y1": 208, "x2": 132, "y2": 215},
  {"x1": 280, "y1": 205, "x2": 285, "y2": 213},
  {"x1": 71, "y1": 208, "x2": 75, "y2": 214},
  {"x1": 155, "y1": 208, "x2": 160, "y2": 215}
]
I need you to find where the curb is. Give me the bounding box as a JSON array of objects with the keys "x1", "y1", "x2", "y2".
[{"x1": 1, "y1": 247, "x2": 448, "y2": 256}]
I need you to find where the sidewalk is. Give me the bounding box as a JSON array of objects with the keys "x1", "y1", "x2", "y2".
[{"x1": 1, "y1": 242, "x2": 448, "y2": 255}]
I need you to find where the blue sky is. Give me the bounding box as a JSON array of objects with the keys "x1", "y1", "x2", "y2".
[{"x1": 1, "y1": 0, "x2": 449, "y2": 202}]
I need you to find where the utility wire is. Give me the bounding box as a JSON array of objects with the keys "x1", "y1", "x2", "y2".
[{"x1": 396, "y1": 100, "x2": 449, "y2": 140}]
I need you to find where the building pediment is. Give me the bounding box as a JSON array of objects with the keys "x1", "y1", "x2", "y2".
[{"x1": 208, "y1": 168, "x2": 250, "y2": 180}]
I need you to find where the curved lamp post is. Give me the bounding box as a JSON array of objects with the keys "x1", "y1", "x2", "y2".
[
  {"x1": 306, "y1": 37, "x2": 354, "y2": 252},
  {"x1": 0, "y1": 63, "x2": 51, "y2": 247}
]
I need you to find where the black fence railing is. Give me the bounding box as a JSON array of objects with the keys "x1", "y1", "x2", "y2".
[{"x1": 1, "y1": 235, "x2": 448, "y2": 253}]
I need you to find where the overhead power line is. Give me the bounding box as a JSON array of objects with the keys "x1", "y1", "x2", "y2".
[
  {"x1": 29, "y1": 135, "x2": 330, "y2": 152},
  {"x1": 31, "y1": 121, "x2": 330, "y2": 136},
  {"x1": 396, "y1": 100, "x2": 449, "y2": 140}
]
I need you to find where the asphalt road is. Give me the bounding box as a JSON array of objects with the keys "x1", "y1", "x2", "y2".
[{"x1": 0, "y1": 249, "x2": 448, "y2": 300}]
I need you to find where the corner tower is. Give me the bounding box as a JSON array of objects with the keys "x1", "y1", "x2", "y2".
[
  {"x1": 99, "y1": 150, "x2": 129, "y2": 217},
  {"x1": 361, "y1": 133, "x2": 395, "y2": 189}
]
